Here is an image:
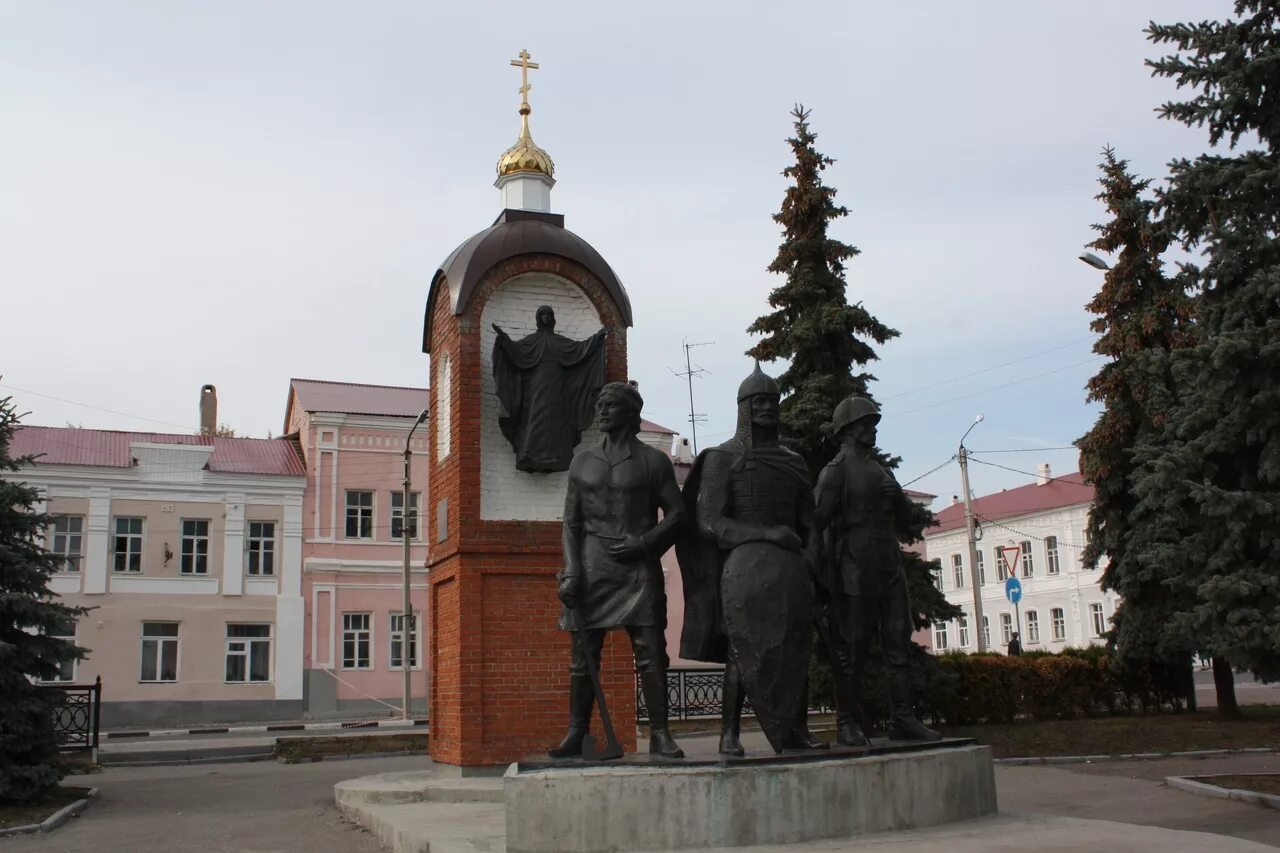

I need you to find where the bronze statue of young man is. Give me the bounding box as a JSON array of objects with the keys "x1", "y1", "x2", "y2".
[
  {"x1": 814, "y1": 397, "x2": 940, "y2": 744},
  {"x1": 551, "y1": 381, "x2": 685, "y2": 759},
  {"x1": 678, "y1": 364, "x2": 823, "y2": 755}
]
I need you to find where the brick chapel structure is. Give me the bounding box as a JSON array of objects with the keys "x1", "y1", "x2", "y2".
[{"x1": 421, "y1": 52, "x2": 638, "y2": 767}]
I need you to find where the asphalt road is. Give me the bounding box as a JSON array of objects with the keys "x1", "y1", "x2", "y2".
[{"x1": 7, "y1": 743, "x2": 1276, "y2": 852}]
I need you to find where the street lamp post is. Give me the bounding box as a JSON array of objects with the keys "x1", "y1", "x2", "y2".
[
  {"x1": 958, "y1": 415, "x2": 987, "y2": 652},
  {"x1": 402, "y1": 408, "x2": 428, "y2": 719}
]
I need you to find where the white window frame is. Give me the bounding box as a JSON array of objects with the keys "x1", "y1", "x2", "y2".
[
  {"x1": 930, "y1": 557, "x2": 944, "y2": 591},
  {"x1": 957, "y1": 614, "x2": 970, "y2": 648},
  {"x1": 225, "y1": 624, "x2": 272, "y2": 683},
  {"x1": 951, "y1": 553, "x2": 965, "y2": 589},
  {"x1": 389, "y1": 612, "x2": 420, "y2": 670},
  {"x1": 1046, "y1": 535, "x2": 1061, "y2": 575},
  {"x1": 112, "y1": 516, "x2": 144, "y2": 573},
  {"x1": 1090, "y1": 603, "x2": 1106, "y2": 637},
  {"x1": 975, "y1": 549, "x2": 986, "y2": 585},
  {"x1": 140, "y1": 622, "x2": 180, "y2": 683},
  {"x1": 1025, "y1": 610, "x2": 1040, "y2": 644},
  {"x1": 40, "y1": 618, "x2": 78, "y2": 683},
  {"x1": 50, "y1": 515, "x2": 84, "y2": 573},
  {"x1": 1020, "y1": 540, "x2": 1034, "y2": 578},
  {"x1": 1000, "y1": 613, "x2": 1013, "y2": 645},
  {"x1": 995, "y1": 547, "x2": 1010, "y2": 582},
  {"x1": 180, "y1": 519, "x2": 210, "y2": 575},
  {"x1": 246, "y1": 521, "x2": 276, "y2": 576},
  {"x1": 390, "y1": 492, "x2": 421, "y2": 541},
  {"x1": 345, "y1": 491, "x2": 374, "y2": 540},
  {"x1": 1050, "y1": 607, "x2": 1066, "y2": 641},
  {"x1": 982, "y1": 615, "x2": 991, "y2": 649},
  {"x1": 933, "y1": 621, "x2": 949, "y2": 651},
  {"x1": 342, "y1": 613, "x2": 373, "y2": 670}
]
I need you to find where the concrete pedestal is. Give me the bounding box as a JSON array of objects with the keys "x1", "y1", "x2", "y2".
[{"x1": 504, "y1": 741, "x2": 996, "y2": 853}]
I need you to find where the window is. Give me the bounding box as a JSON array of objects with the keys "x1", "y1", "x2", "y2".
[
  {"x1": 1090, "y1": 603, "x2": 1107, "y2": 637},
  {"x1": 50, "y1": 516, "x2": 84, "y2": 572},
  {"x1": 42, "y1": 619, "x2": 77, "y2": 682},
  {"x1": 975, "y1": 549, "x2": 986, "y2": 585},
  {"x1": 140, "y1": 622, "x2": 179, "y2": 682},
  {"x1": 113, "y1": 517, "x2": 143, "y2": 572},
  {"x1": 982, "y1": 615, "x2": 991, "y2": 649},
  {"x1": 225, "y1": 624, "x2": 271, "y2": 682},
  {"x1": 1051, "y1": 607, "x2": 1066, "y2": 641},
  {"x1": 390, "y1": 492, "x2": 421, "y2": 541},
  {"x1": 1046, "y1": 536, "x2": 1061, "y2": 575},
  {"x1": 950, "y1": 554, "x2": 965, "y2": 588},
  {"x1": 995, "y1": 548, "x2": 1010, "y2": 582},
  {"x1": 389, "y1": 612, "x2": 419, "y2": 669},
  {"x1": 933, "y1": 622, "x2": 949, "y2": 651},
  {"x1": 246, "y1": 521, "x2": 275, "y2": 576},
  {"x1": 345, "y1": 491, "x2": 374, "y2": 539},
  {"x1": 181, "y1": 520, "x2": 210, "y2": 574},
  {"x1": 1000, "y1": 613, "x2": 1013, "y2": 644},
  {"x1": 930, "y1": 557, "x2": 944, "y2": 591},
  {"x1": 1025, "y1": 610, "x2": 1040, "y2": 643},
  {"x1": 957, "y1": 614, "x2": 970, "y2": 648},
  {"x1": 342, "y1": 613, "x2": 372, "y2": 669},
  {"x1": 1020, "y1": 540, "x2": 1034, "y2": 577}
]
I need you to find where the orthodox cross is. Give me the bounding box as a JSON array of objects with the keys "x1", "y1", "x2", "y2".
[{"x1": 510, "y1": 49, "x2": 539, "y2": 109}]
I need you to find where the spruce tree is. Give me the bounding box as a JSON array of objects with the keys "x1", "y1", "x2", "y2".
[
  {"x1": 747, "y1": 104, "x2": 899, "y2": 472},
  {"x1": 750, "y1": 106, "x2": 959, "y2": 723},
  {"x1": 0, "y1": 394, "x2": 87, "y2": 802},
  {"x1": 1074, "y1": 149, "x2": 1196, "y2": 693},
  {"x1": 1135, "y1": 2, "x2": 1280, "y2": 714}
]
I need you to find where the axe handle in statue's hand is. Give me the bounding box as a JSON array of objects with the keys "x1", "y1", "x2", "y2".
[{"x1": 575, "y1": 609, "x2": 624, "y2": 760}]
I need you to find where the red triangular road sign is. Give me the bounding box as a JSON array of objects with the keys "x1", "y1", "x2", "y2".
[{"x1": 1000, "y1": 545, "x2": 1021, "y2": 578}]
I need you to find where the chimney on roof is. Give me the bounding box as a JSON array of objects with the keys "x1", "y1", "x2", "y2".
[
  {"x1": 200, "y1": 385, "x2": 217, "y2": 435},
  {"x1": 672, "y1": 435, "x2": 694, "y2": 465},
  {"x1": 951, "y1": 494, "x2": 961, "y2": 506},
  {"x1": 1037, "y1": 462, "x2": 1051, "y2": 486}
]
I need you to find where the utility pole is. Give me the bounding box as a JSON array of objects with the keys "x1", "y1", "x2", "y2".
[
  {"x1": 402, "y1": 408, "x2": 428, "y2": 719},
  {"x1": 670, "y1": 341, "x2": 712, "y2": 454},
  {"x1": 958, "y1": 415, "x2": 986, "y2": 652}
]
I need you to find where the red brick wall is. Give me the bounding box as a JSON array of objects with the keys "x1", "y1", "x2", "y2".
[{"x1": 426, "y1": 254, "x2": 637, "y2": 766}]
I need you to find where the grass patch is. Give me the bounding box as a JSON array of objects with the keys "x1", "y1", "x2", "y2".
[
  {"x1": 1192, "y1": 774, "x2": 1280, "y2": 796},
  {"x1": 273, "y1": 732, "x2": 429, "y2": 763},
  {"x1": 936, "y1": 705, "x2": 1280, "y2": 759},
  {"x1": 0, "y1": 787, "x2": 93, "y2": 830}
]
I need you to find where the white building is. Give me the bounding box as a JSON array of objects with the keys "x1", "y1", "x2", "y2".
[{"x1": 923, "y1": 465, "x2": 1116, "y2": 654}]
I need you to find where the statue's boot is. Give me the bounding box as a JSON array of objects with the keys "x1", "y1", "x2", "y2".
[
  {"x1": 787, "y1": 722, "x2": 828, "y2": 750},
  {"x1": 833, "y1": 677, "x2": 870, "y2": 747},
  {"x1": 887, "y1": 673, "x2": 941, "y2": 742},
  {"x1": 548, "y1": 674, "x2": 594, "y2": 758},
  {"x1": 718, "y1": 663, "x2": 746, "y2": 757},
  {"x1": 640, "y1": 670, "x2": 685, "y2": 758}
]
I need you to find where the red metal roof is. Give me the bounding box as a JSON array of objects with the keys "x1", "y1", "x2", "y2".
[
  {"x1": 640, "y1": 418, "x2": 677, "y2": 435},
  {"x1": 929, "y1": 474, "x2": 1093, "y2": 534},
  {"x1": 11, "y1": 426, "x2": 306, "y2": 477},
  {"x1": 288, "y1": 378, "x2": 428, "y2": 420}
]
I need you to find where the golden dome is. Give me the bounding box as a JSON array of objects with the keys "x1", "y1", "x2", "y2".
[{"x1": 497, "y1": 107, "x2": 555, "y2": 179}]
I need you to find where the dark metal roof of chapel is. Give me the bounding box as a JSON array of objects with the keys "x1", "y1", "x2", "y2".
[{"x1": 422, "y1": 208, "x2": 633, "y2": 352}]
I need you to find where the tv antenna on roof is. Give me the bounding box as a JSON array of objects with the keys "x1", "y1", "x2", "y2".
[{"x1": 669, "y1": 340, "x2": 713, "y2": 454}]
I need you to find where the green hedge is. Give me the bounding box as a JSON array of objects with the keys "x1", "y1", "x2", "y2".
[{"x1": 922, "y1": 647, "x2": 1193, "y2": 725}]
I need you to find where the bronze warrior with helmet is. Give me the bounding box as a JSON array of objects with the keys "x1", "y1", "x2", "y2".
[{"x1": 814, "y1": 396, "x2": 940, "y2": 744}]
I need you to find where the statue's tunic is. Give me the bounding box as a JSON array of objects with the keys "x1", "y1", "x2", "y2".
[
  {"x1": 679, "y1": 438, "x2": 815, "y2": 751},
  {"x1": 814, "y1": 450, "x2": 912, "y2": 598},
  {"x1": 492, "y1": 326, "x2": 607, "y2": 472},
  {"x1": 559, "y1": 436, "x2": 683, "y2": 632}
]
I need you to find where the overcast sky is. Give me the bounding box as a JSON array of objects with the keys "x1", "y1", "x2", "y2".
[{"x1": 0, "y1": 1, "x2": 1220, "y2": 505}]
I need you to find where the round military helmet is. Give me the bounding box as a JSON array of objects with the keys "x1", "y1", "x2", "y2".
[
  {"x1": 831, "y1": 396, "x2": 881, "y2": 435},
  {"x1": 736, "y1": 362, "x2": 781, "y2": 402}
]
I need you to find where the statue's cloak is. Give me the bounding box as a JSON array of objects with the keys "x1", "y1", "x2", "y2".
[{"x1": 492, "y1": 327, "x2": 607, "y2": 473}]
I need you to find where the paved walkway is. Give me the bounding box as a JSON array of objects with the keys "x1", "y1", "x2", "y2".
[{"x1": 5, "y1": 747, "x2": 1277, "y2": 851}]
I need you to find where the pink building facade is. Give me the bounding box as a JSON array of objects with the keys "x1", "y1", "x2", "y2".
[{"x1": 283, "y1": 379, "x2": 430, "y2": 717}]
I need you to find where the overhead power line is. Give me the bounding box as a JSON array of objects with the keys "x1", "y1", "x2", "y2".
[
  {"x1": 880, "y1": 337, "x2": 1094, "y2": 401},
  {"x1": 883, "y1": 358, "x2": 1104, "y2": 419}
]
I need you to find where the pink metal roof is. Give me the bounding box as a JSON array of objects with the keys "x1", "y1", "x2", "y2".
[
  {"x1": 11, "y1": 426, "x2": 306, "y2": 477},
  {"x1": 929, "y1": 474, "x2": 1093, "y2": 535},
  {"x1": 289, "y1": 378, "x2": 428, "y2": 419}
]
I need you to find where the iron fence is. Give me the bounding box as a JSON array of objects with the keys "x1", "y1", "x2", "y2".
[
  {"x1": 39, "y1": 675, "x2": 101, "y2": 754},
  {"x1": 636, "y1": 667, "x2": 834, "y2": 722}
]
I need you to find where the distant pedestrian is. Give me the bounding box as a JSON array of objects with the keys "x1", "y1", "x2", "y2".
[{"x1": 1007, "y1": 632, "x2": 1022, "y2": 656}]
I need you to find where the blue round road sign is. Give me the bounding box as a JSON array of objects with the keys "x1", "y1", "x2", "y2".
[{"x1": 1005, "y1": 576, "x2": 1023, "y2": 604}]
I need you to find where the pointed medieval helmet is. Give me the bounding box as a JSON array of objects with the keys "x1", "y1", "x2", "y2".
[
  {"x1": 830, "y1": 396, "x2": 881, "y2": 436},
  {"x1": 736, "y1": 362, "x2": 780, "y2": 402}
]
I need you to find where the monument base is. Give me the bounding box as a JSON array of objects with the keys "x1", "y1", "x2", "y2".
[{"x1": 504, "y1": 740, "x2": 996, "y2": 853}]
